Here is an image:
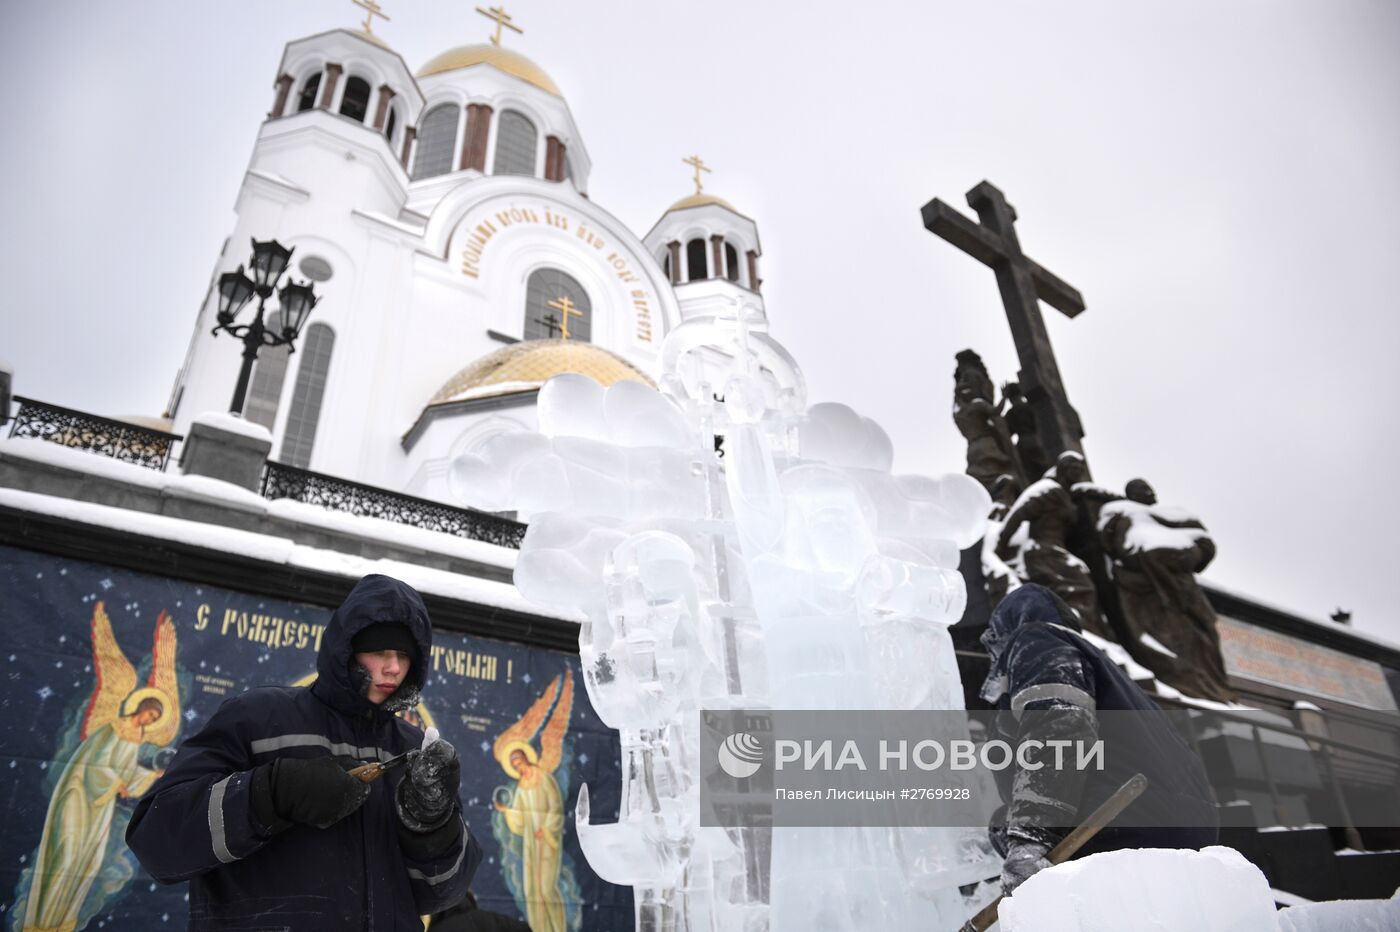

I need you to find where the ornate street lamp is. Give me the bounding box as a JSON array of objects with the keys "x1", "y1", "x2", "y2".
[{"x1": 211, "y1": 239, "x2": 319, "y2": 414}]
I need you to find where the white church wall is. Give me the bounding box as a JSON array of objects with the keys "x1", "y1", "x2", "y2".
[
  {"x1": 170, "y1": 169, "x2": 312, "y2": 438},
  {"x1": 423, "y1": 176, "x2": 679, "y2": 360},
  {"x1": 294, "y1": 231, "x2": 403, "y2": 479},
  {"x1": 672, "y1": 278, "x2": 767, "y2": 323},
  {"x1": 259, "y1": 232, "x2": 361, "y2": 464},
  {"x1": 253, "y1": 112, "x2": 408, "y2": 218}
]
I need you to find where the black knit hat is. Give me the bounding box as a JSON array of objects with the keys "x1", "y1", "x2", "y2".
[{"x1": 351, "y1": 622, "x2": 417, "y2": 657}]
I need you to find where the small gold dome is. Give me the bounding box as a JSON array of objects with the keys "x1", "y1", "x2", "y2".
[
  {"x1": 416, "y1": 44, "x2": 560, "y2": 96},
  {"x1": 429, "y1": 340, "x2": 654, "y2": 406},
  {"x1": 666, "y1": 192, "x2": 739, "y2": 214}
]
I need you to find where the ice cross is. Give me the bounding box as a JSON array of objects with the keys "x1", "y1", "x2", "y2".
[
  {"x1": 475, "y1": 5, "x2": 523, "y2": 46},
  {"x1": 922, "y1": 180, "x2": 1088, "y2": 461},
  {"x1": 682, "y1": 155, "x2": 711, "y2": 195},
  {"x1": 546, "y1": 296, "x2": 583, "y2": 340},
  {"x1": 353, "y1": 0, "x2": 390, "y2": 35}
]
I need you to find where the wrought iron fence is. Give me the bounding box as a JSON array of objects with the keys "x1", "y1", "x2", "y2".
[
  {"x1": 261, "y1": 460, "x2": 527, "y2": 549},
  {"x1": 7, "y1": 396, "x2": 182, "y2": 472}
]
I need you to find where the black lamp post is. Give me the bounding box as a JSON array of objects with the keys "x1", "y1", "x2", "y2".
[{"x1": 212, "y1": 239, "x2": 319, "y2": 414}]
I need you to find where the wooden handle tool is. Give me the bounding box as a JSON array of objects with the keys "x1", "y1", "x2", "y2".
[
  {"x1": 347, "y1": 751, "x2": 411, "y2": 784},
  {"x1": 961, "y1": 773, "x2": 1149, "y2": 932}
]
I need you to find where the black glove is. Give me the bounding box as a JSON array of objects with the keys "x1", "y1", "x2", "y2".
[
  {"x1": 1001, "y1": 839, "x2": 1052, "y2": 894},
  {"x1": 252, "y1": 756, "x2": 370, "y2": 831},
  {"x1": 395, "y1": 739, "x2": 460, "y2": 833}
]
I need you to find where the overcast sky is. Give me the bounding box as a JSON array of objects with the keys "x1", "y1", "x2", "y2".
[{"x1": 3, "y1": 1, "x2": 1398, "y2": 643}]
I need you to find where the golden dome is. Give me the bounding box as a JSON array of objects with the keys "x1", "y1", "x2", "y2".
[
  {"x1": 666, "y1": 192, "x2": 738, "y2": 213},
  {"x1": 429, "y1": 340, "x2": 654, "y2": 405},
  {"x1": 416, "y1": 44, "x2": 561, "y2": 96}
]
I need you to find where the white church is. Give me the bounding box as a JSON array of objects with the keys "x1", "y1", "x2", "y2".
[{"x1": 164, "y1": 11, "x2": 767, "y2": 504}]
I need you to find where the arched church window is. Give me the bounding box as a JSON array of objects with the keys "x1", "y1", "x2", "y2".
[
  {"x1": 686, "y1": 238, "x2": 708, "y2": 282},
  {"x1": 493, "y1": 110, "x2": 538, "y2": 176},
  {"x1": 244, "y1": 311, "x2": 290, "y2": 432},
  {"x1": 280, "y1": 323, "x2": 335, "y2": 469},
  {"x1": 384, "y1": 107, "x2": 398, "y2": 142},
  {"x1": 523, "y1": 268, "x2": 591, "y2": 343},
  {"x1": 412, "y1": 104, "x2": 459, "y2": 180},
  {"x1": 725, "y1": 243, "x2": 740, "y2": 283},
  {"x1": 296, "y1": 73, "x2": 321, "y2": 112},
  {"x1": 339, "y1": 77, "x2": 371, "y2": 123}
]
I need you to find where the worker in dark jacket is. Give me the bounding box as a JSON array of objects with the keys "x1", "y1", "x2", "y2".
[
  {"x1": 127, "y1": 574, "x2": 481, "y2": 930},
  {"x1": 981, "y1": 583, "x2": 1218, "y2": 894}
]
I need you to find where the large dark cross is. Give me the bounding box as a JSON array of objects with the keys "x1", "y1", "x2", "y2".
[{"x1": 922, "y1": 180, "x2": 1088, "y2": 463}]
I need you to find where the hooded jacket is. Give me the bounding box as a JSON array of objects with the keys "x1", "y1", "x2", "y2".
[
  {"x1": 981, "y1": 584, "x2": 1218, "y2": 854},
  {"x1": 127, "y1": 575, "x2": 480, "y2": 931}
]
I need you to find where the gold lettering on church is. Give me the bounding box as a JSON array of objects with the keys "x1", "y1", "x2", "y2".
[
  {"x1": 460, "y1": 219, "x2": 499, "y2": 279},
  {"x1": 459, "y1": 203, "x2": 658, "y2": 342},
  {"x1": 632, "y1": 289, "x2": 653, "y2": 343},
  {"x1": 575, "y1": 224, "x2": 605, "y2": 250},
  {"x1": 605, "y1": 252, "x2": 639, "y2": 284}
]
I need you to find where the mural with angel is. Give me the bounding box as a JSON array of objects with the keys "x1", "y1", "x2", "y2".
[
  {"x1": 491, "y1": 669, "x2": 582, "y2": 932},
  {"x1": 16, "y1": 601, "x2": 180, "y2": 932}
]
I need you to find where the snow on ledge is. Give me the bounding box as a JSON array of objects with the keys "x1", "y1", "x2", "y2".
[
  {"x1": 0, "y1": 435, "x2": 518, "y2": 570},
  {"x1": 263, "y1": 497, "x2": 517, "y2": 571},
  {"x1": 3, "y1": 434, "x2": 170, "y2": 487},
  {"x1": 0, "y1": 488, "x2": 577, "y2": 624},
  {"x1": 190, "y1": 411, "x2": 272, "y2": 443}
]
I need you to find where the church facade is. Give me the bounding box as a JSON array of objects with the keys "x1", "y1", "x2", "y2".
[{"x1": 165, "y1": 25, "x2": 765, "y2": 506}]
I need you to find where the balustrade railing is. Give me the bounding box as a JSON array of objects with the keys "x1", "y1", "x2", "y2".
[
  {"x1": 261, "y1": 460, "x2": 526, "y2": 549},
  {"x1": 7, "y1": 396, "x2": 181, "y2": 472}
]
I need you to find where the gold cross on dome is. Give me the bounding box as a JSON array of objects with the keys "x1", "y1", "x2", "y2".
[
  {"x1": 353, "y1": 0, "x2": 390, "y2": 35},
  {"x1": 476, "y1": 5, "x2": 523, "y2": 46},
  {"x1": 546, "y1": 295, "x2": 583, "y2": 340},
  {"x1": 682, "y1": 154, "x2": 711, "y2": 195}
]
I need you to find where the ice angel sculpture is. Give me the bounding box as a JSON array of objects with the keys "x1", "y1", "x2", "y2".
[{"x1": 451, "y1": 302, "x2": 997, "y2": 930}]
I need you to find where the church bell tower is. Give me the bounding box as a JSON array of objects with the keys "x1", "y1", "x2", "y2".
[{"x1": 643, "y1": 156, "x2": 765, "y2": 325}]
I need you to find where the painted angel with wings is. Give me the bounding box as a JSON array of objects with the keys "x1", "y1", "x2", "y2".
[
  {"x1": 491, "y1": 669, "x2": 579, "y2": 932},
  {"x1": 19, "y1": 601, "x2": 180, "y2": 932}
]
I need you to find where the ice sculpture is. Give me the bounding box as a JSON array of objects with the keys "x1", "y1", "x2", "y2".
[{"x1": 450, "y1": 301, "x2": 997, "y2": 930}]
